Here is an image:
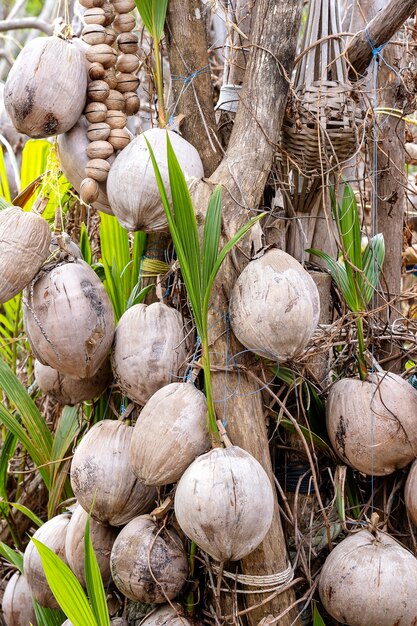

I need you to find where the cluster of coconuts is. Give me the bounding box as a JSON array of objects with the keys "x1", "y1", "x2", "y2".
[{"x1": 79, "y1": 0, "x2": 140, "y2": 205}]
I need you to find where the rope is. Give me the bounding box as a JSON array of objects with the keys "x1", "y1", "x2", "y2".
[
  {"x1": 212, "y1": 562, "x2": 294, "y2": 594},
  {"x1": 215, "y1": 84, "x2": 242, "y2": 113}
]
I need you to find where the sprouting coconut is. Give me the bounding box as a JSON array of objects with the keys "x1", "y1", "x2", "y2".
[
  {"x1": 34, "y1": 358, "x2": 111, "y2": 406},
  {"x1": 229, "y1": 249, "x2": 320, "y2": 362},
  {"x1": 110, "y1": 515, "x2": 188, "y2": 603},
  {"x1": 4, "y1": 36, "x2": 87, "y2": 138},
  {"x1": 0, "y1": 205, "x2": 51, "y2": 304},
  {"x1": 174, "y1": 446, "x2": 274, "y2": 561},
  {"x1": 112, "y1": 302, "x2": 189, "y2": 406},
  {"x1": 57, "y1": 117, "x2": 114, "y2": 215},
  {"x1": 23, "y1": 259, "x2": 115, "y2": 379},
  {"x1": 129, "y1": 382, "x2": 210, "y2": 485},
  {"x1": 23, "y1": 513, "x2": 71, "y2": 609},
  {"x1": 326, "y1": 372, "x2": 417, "y2": 475},
  {"x1": 106, "y1": 128, "x2": 204, "y2": 232},
  {"x1": 319, "y1": 521, "x2": 417, "y2": 625},
  {"x1": 2, "y1": 571, "x2": 37, "y2": 626},
  {"x1": 70, "y1": 420, "x2": 157, "y2": 526},
  {"x1": 65, "y1": 504, "x2": 118, "y2": 587}
]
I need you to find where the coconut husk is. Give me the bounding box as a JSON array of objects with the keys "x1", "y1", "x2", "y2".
[{"x1": 2, "y1": 572, "x2": 37, "y2": 626}]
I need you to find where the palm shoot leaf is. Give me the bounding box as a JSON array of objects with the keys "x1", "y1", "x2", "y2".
[
  {"x1": 134, "y1": 0, "x2": 168, "y2": 42},
  {"x1": 84, "y1": 515, "x2": 111, "y2": 626},
  {"x1": 33, "y1": 604, "x2": 66, "y2": 626},
  {"x1": 361, "y1": 233, "x2": 385, "y2": 305},
  {"x1": 0, "y1": 541, "x2": 23, "y2": 573}
]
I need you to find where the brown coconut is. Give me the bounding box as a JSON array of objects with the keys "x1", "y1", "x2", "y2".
[
  {"x1": 34, "y1": 358, "x2": 111, "y2": 406},
  {"x1": 63, "y1": 619, "x2": 127, "y2": 626},
  {"x1": 2, "y1": 572, "x2": 37, "y2": 626},
  {"x1": 106, "y1": 128, "x2": 204, "y2": 232},
  {"x1": 140, "y1": 605, "x2": 197, "y2": 626},
  {"x1": 57, "y1": 117, "x2": 114, "y2": 215},
  {"x1": 110, "y1": 515, "x2": 188, "y2": 603},
  {"x1": 65, "y1": 504, "x2": 118, "y2": 587},
  {"x1": 174, "y1": 446, "x2": 274, "y2": 562},
  {"x1": 112, "y1": 302, "x2": 189, "y2": 405},
  {"x1": 23, "y1": 513, "x2": 71, "y2": 609},
  {"x1": 326, "y1": 372, "x2": 417, "y2": 475},
  {"x1": 129, "y1": 382, "x2": 210, "y2": 486},
  {"x1": 229, "y1": 249, "x2": 320, "y2": 362},
  {"x1": 23, "y1": 259, "x2": 115, "y2": 379},
  {"x1": 70, "y1": 420, "x2": 156, "y2": 526},
  {"x1": 405, "y1": 459, "x2": 417, "y2": 526},
  {"x1": 4, "y1": 37, "x2": 87, "y2": 138},
  {"x1": 319, "y1": 528, "x2": 417, "y2": 625},
  {"x1": 0, "y1": 206, "x2": 51, "y2": 303}
]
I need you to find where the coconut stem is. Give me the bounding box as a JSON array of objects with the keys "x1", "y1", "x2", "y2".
[
  {"x1": 153, "y1": 36, "x2": 167, "y2": 128},
  {"x1": 201, "y1": 336, "x2": 220, "y2": 444},
  {"x1": 356, "y1": 316, "x2": 367, "y2": 381}
]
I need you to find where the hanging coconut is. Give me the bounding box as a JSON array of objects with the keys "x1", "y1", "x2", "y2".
[
  {"x1": 110, "y1": 515, "x2": 188, "y2": 603},
  {"x1": 106, "y1": 128, "x2": 204, "y2": 232},
  {"x1": 129, "y1": 382, "x2": 210, "y2": 486},
  {"x1": 405, "y1": 459, "x2": 417, "y2": 526},
  {"x1": 23, "y1": 259, "x2": 115, "y2": 379},
  {"x1": 326, "y1": 372, "x2": 417, "y2": 475},
  {"x1": 112, "y1": 302, "x2": 189, "y2": 405},
  {"x1": 34, "y1": 358, "x2": 111, "y2": 406},
  {"x1": 0, "y1": 205, "x2": 51, "y2": 304},
  {"x1": 319, "y1": 526, "x2": 417, "y2": 625},
  {"x1": 23, "y1": 513, "x2": 71, "y2": 609},
  {"x1": 229, "y1": 249, "x2": 320, "y2": 362},
  {"x1": 174, "y1": 446, "x2": 274, "y2": 561},
  {"x1": 4, "y1": 37, "x2": 87, "y2": 138},
  {"x1": 2, "y1": 572, "x2": 37, "y2": 626},
  {"x1": 65, "y1": 504, "x2": 118, "y2": 587},
  {"x1": 57, "y1": 117, "x2": 114, "y2": 214},
  {"x1": 140, "y1": 605, "x2": 197, "y2": 626},
  {"x1": 71, "y1": 420, "x2": 156, "y2": 526}
]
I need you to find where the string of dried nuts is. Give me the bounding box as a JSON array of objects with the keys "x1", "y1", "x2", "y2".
[{"x1": 79, "y1": 0, "x2": 140, "y2": 204}]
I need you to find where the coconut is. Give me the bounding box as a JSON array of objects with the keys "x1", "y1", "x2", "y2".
[
  {"x1": 2, "y1": 572, "x2": 37, "y2": 626},
  {"x1": 326, "y1": 372, "x2": 417, "y2": 475},
  {"x1": 106, "y1": 128, "x2": 204, "y2": 232},
  {"x1": 0, "y1": 205, "x2": 51, "y2": 303},
  {"x1": 70, "y1": 420, "x2": 156, "y2": 526},
  {"x1": 319, "y1": 528, "x2": 417, "y2": 625},
  {"x1": 110, "y1": 515, "x2": 188, "y2": 603},
  {"x1": 405, "y1": 459, "x2": 417, "y2": 526},
  {"x1": 63, "y1": 619, "x2": 127, "y2": 626},
  {"x1": 23, "y1": 513, "x2": 71, "y2": 609},
  {"x1": 4, "y1": 37, "x2": 87, "y2": 138},
  {"x1": 23, "y1": 259, "x2": 115, "y2": 379},
  {"x1": 129, "y1": 382, "x2": 210, "y2": 486},
  {"x1": 65, "y1": 504, "x2": 118, "y2": 587},
  {"x1": 140, "y1": 605, "x2": 196, "y2": 626},
  {"x1": 229, "y1": 249, "x2": 320, "y2": 362},
  {"x1": 112, "y1": 302, "x2": 189, "y2": 405},
  {"x1": 174, "y1": 446, "x2": 274, "y2": 562},
  {"x1": 57, "y1": 117, "x2": 114, "y2": 215},
  {"x1": 34, "y1": 358, "x2": 111, "y2": 406}
]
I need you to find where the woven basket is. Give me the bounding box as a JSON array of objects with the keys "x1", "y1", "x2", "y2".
[{"x1": 281, "y1": 0, "x2": 363, "y2": 175}]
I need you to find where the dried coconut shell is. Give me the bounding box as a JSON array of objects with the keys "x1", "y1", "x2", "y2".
[
  {"x1": 65, "y1": 504, "x2": 118, "y2": 587},
  {"x1": 327, "y1": 372, "x2": 417, "y2": 475},
  {"x1": 112, "y1": 302, "x2": 189, "y2": 405},
  {"x1": 140, "y1": 605, "x2": 197, "y2": 626},
  {"x1": 4, "y1": 37, "x2": 87, "y2": 138},
  {"x1": 2, "y1": 572, "x2": 37, "y2": 626},
  {"x1": 129, "y1": 382, "x2": 210, "y2": 486},
  {"x1": 0, "y1": 205, "x2": 51, "y2": 304},
  {"x1": 107, "y1": 128, "x2": 204, "y2": 232},
  {"x1": 24, "y1": 513, "x2": 70, "y2": 608},
  {"x1": 174, "y1": 446, "x2": 274, "y2": 561},
  {"x1": 34, "y1": 358, "x2": 111, "y2": 405},
  {"x1": 229, "y1": 249, "x2": 320, "y2": 362},
  {"x1": 110, "y1": 515, "x2": 188, "y2": 603},
  {"x1": 23, "y1": 259, "x2": 115, "y2": 379},
  {"x1": 70, "y1": 420, "x2": 156, "y2": 526}
]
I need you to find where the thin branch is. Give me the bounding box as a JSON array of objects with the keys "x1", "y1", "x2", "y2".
[{"x1": 0, "y1": 18, "x2": 53, "y2": 35}]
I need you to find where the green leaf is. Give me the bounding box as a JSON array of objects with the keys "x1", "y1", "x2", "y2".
[
  {"x1": 0, "y1": 541, "x2": 23, "y2": 573},
  {"x1": 0, "y1": 143, "x2": 11, "y2": 202},
  {"x1": 313, "y1": 603, "x2": 326, "y2": 626},
  {"x1": 33, "y1": 602, "x2": 66, "y2": 626},
  {"x1": 31, "y1": 538, "x2": 98, "y2": 626},
  {"x1": 306, "y1": 248, "x2": 358, "y2": 311},
  {"x1": 19, "y1": 139, "x2": 51, "y2": 211},
  {"x1": 84, "y1": 515, "x2": 111, "y2": 626},
  {"x1": 361, "y1": 233, "x2": 385, "y2": 305},
  {"x1": 202, "y1": 185, "x2": 222, "y2": 294},
  {"x1": 134, "y1": 0, "x2": 168, "y2": 42},
  {"x1": 48, "y1": 406, "x2": 80, "y2": 518},
  {"x1": 8, "y1": 502, "x2": 43, "y2": 528},
  {"x1": 0, "y1": 431, "x2": 16, "y2": 516},
  {"x1": 80, "y1": 223, "x2": 92, "y2": 265},
  {"x1": 127, "y1": 283, "x2": 154, "y2": 309}
]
